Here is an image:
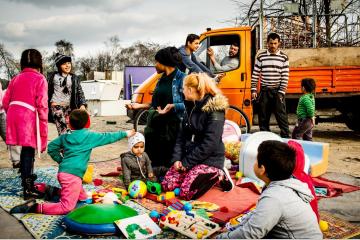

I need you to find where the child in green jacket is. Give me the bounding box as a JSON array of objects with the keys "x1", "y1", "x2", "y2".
[
  {"x1": 10, "y1": 109, "x2": 135, "y2": 215},
  {"x1": 292, "y1": 78, "x2": 316, "y2": 141}
]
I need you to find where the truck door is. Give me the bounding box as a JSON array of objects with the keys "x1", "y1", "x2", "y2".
[{"x1": 195, "y1": 31, "x2": 253, "y2": 127}]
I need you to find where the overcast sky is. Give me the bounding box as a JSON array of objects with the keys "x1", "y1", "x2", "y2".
[{"x1": 0, "y1": 0, "x2": 245, "y2": 58}]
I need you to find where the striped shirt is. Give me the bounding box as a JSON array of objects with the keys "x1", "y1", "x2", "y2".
[{"x1": 251, "y1": 50, "x2": 289, "y2": 95}]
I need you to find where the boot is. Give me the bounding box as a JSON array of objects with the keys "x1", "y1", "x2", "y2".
[
  {"x1": 23, "y1": 177, "x2": 44, "y2": 200},
  {"x1": 10, "y1": 199, "x2": 38, "y2": 214}
]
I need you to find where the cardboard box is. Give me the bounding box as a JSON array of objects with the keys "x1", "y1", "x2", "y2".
[
  {"x1": 81, "y1": 80, "x2": 122, "y2": 100},
  {"x1": 86, "y1": 100, "x2": 130, "y2": 116}
]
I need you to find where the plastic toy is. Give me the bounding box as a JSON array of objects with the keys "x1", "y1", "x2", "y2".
[
  {"x1": 149, "y1": 210, "x2": 160, "y2": 219},
  {"x1": 319, "y1": 220, "x2": 329, "y2": 232},
  {"x1": 128, "y1": 180, "x2": 147, "y2": 198},
  {"x1": 63, "y1": 204, "x2": 138, "y2": 235},
  {"x1": 162, "y1": 198, "x2": 184, "y2": 216},
  {"x1": 82, "y1": 164, "x2": 94, "y2": 183},
  {"x1": 174, "y1": 188, "x2": 181, "y2": 196},
  {"x1": 146, "y1": 181, "x2": 162, "y2": 195},
  {"x1": 157, "y1": 191, "x2": 175, "y2": 202},
  {"x1": 240, "y1": 133, "x2": 329, "y2": 178},
  {"x1": 160, "y1": 211, "x2": 220, "y2": 239},
  {"x1": 183, "y1": 202, "x2": 192, "y2": 212},
  {"x1": 235, "y1": 171, "x2": 243, "y2": 180}
]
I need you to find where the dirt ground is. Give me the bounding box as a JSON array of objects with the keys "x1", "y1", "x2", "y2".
[{"x1": 3, "y1": 115, "x2": 358, "y2": 177}]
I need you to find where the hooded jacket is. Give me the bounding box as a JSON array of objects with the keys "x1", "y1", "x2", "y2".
[
  {"x1": 47, "y1": 129, "x2": 127, "y2": 178},
  {"x1": 120, "y1": 151, "x2": 153, "y2": 189},
  {"x1": 216, "y1": 178, "x2": 322, "y2": 239},
  {"x1": 172, "y1": 93, "x2": 228, "y2": 170},
  {"x1": 47, "y1": 72, "x2": 87, "y2": 122}
]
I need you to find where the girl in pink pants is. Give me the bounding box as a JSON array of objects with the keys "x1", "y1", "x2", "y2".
[{"x1": 10, "y1": 110, "x2": 134, "y2": 215}]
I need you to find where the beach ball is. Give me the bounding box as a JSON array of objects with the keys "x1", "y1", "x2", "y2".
[{"x1": 128, "y1": 180, "x2": 147, "y2": 198}]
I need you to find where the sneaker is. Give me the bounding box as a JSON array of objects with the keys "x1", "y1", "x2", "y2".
[{"x1": 220, "y1": 168, "x2": 235, "y2": 192}]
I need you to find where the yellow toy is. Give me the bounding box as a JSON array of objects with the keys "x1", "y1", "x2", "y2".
[
  {"x1": 82, "y1": 164, "x2": 94, "y2": 183},
  {"x1": 319, "y1": 220, "x2": 329, "y2": 232}
]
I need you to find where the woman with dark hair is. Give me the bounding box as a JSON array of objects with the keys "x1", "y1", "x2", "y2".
[
  {"x1": 47, "y1": 53, "x2": 86, "y2": 135},
  {"x1": 2, "y1": 49, "x2": 48, "y2": 199},
  {"x1": 126, "y1": 46, "x2": 185, "y2": 170}
]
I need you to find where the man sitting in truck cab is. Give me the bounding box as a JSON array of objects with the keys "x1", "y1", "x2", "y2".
[{"x1": 207, "y1": 42, "x2": 240, "y2": 72}]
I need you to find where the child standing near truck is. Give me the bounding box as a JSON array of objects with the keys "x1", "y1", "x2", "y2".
[{"x1": 292, "y1": 78, "x2": 316, "y2": 141}]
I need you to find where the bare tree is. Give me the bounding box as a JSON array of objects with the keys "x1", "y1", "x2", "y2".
[
  {"x1": 0, "y1": 43, "x2": 19, "y2": 82},
  {"x1": 54, "y1": 39, "x2": 74, "y2": 57},
  {"x1": 230, "y1": 0, "x2": 360, "y2": 48}
]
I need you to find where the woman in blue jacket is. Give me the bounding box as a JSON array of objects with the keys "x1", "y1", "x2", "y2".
[{"x1": 126, "y1": 47, "x2": 185, "y2": 169}]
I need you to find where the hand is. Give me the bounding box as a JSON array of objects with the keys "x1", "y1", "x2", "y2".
[
  {"x1": 207, "y1": 47, "x2": 214, "y2": 57},
  {"x1": 79, "y1": 105, "x2": 86, "y2": 110},
  {"x1": 126, "y1": 103, "x2": 141, "y2": 110},
  {"x1": 157, "y1": 104, "x2": 174, "y2": 114},
  {"x1": 277, "y1": 92, "x2": 284, "y2": 102},
  {"x1": 148, "y1": 172, "x2": 154, "y2": 178},
  {"x1": 126, "y1": 129, "x2": 136, "y2": 137},
  {"x1": 251, "y1": 92, "x2": 258, "y2": 101},
  {"x1": 174, "y1": 161, "x2": 186, "y2": 172}
]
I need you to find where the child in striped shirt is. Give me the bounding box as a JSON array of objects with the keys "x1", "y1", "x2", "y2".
[{"x1": 292, "y1": 78, "x2": 316, "y2": 141}]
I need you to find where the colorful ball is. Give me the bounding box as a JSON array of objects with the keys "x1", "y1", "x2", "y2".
[{"x1": 128, "y1": 180, "x2": 147, "y2": 198}]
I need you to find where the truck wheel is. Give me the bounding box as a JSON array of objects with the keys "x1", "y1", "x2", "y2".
[
  {"x1": 344, "y1": 111, "x2": 360, "y2": 132},
  {"x1": 134, "y1": 109, "x2": 149, "y2": 133},
  {"x1": 225, "y1": 105, "x2": 251, "y2": 134}
]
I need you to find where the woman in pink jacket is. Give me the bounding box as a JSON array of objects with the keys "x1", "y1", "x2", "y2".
[{"x1": 3, "y1": 49, "x2": 48, "y2": 200}]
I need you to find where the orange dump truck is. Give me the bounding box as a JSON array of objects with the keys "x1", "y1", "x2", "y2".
[{"x1": 129, "y1": 27, "x2": 360, "y2": 132}]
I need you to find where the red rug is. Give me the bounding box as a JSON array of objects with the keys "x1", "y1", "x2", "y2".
[
  {"x1": 197, "y1": 186, "x2": 259, "y2": 223},
  {"x1": 312, "y1": 176, "x2": 360, "y2": 198}
]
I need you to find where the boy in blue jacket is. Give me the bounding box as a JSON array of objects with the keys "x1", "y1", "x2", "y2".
[{"x1": 10, "y1": 109, "x2": 135, "y2": 215}]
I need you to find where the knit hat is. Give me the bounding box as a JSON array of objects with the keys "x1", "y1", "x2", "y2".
[
  {"x1": 128, "y1": 132, "x2": 145, "y2": 151},
  {"x1": 155, "y1": 47, "x2": 182, "y2": 67},
  {"x1": 54, "y1": 53, "x2": 71, "y2": 68}
]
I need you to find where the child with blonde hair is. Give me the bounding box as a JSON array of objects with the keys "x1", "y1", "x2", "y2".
[{"x1": 161, "y1": 73, "x2": 234, "y2": 200}]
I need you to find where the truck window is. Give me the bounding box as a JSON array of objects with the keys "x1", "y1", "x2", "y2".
[{"x1": 195, "y1": 34, "x2": 240, "y2": 73}]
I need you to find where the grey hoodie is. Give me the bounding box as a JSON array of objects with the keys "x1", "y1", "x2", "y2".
[
  {"x1": 120, "y1": 151, "x2": 154, "y2": 189},
  {"x1": 217, "y1": 178, "x2": 322, "y2": 239}
]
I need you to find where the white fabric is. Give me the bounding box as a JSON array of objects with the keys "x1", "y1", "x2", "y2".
[{"x1": 128, "y1": 132, "x2": 145, "y2": 151}]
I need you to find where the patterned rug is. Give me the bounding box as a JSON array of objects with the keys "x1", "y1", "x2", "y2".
[
  {"x1": 0, "y1": 163, "x2": 183, "y2": 239},
  {"x1": 320, "y1": 211, "x2": 360, "y2": 239},
  {"x1": 1, "y1": 164, "x2": 359, "y2": 239}
]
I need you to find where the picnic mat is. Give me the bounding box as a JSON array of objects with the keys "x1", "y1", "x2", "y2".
[
  {"x1": 312, "y1": 176, "x2": 360, "y2": 198},
  {"x1": 0, "y1": 165, "x2": 181, "y2": 239},
  {"x1": 1, "y1": 164, "x2": 360, "y2": 239},
  {"x1": 320, "y1": 211, "x2": 360, "y2": 239},
  {"x1": 197, "y1": 186, "x2": 259, "y2": 223}
]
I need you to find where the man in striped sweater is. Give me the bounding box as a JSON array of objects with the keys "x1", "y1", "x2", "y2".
[{"x1": 251, "y1": 33, "x2": 290, "y2": 138}]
